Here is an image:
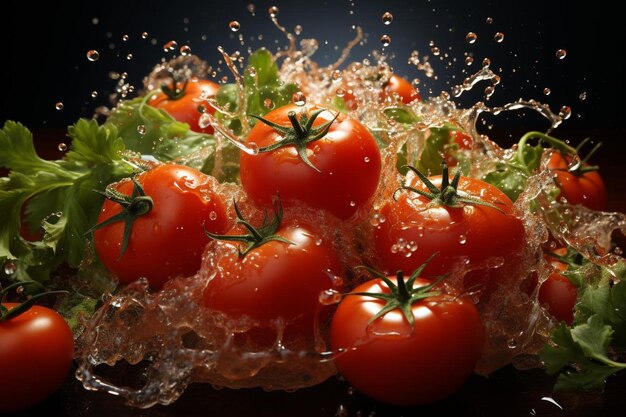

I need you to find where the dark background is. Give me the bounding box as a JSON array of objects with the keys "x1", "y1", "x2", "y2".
[{"x1": 1, "y1": 0, "x2": 624, "y2": 135}]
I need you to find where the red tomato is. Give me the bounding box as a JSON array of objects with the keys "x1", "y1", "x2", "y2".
[
  {"x1": 0, "y1": 303, "x2": 74, "y2": 412},
  {"x1": 547, "y1": 151, "x2": 607, "y2": 211},
  {"x1": 93, "y1": 164, "x2": 228, "y2": 289},
  {"x1": 538, "y1": 272, "x2": 577, "y2": 325},
  {"x1": 381, "y1": 74, "x2": 421, "y2": 104},
  {"x1": 445, "y1": 129, "x2": 473, "y2": 167},
  {"x1": 203, "y1": 212, "x2": 343, "y2": 350},
  {"x1": 148, "y1": 78, "x2": 219, "y2": 134},
  {"x1": 330, "y1": 276, "x2": 484, "y2": 406},
  {"x1": 240, "y1": 104, "x2": 381, "y2": 219},
  {"x1": 373, "y1": 169, "x2": 525, "y2": 296}
]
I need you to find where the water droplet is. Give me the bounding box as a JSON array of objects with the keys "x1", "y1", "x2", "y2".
[
  {"x1": 507, "y1": 338, "x2": 517, "y2": 349},
  {"x1": 229, "y1": 21, "x2": 241, "y2": 32},
  {"x1": 92, "y1": 17, "x2": 99, "y2": 25},
  {"x1": 349, "y1": 201, "x2": 356, "y2": 207},
  {"x1": 319, "y1": 289, "x2": 342, "y2": 305},
  {"x1": 91, "y1": 90, "x2": 98, "y2": 98},
  {"x1": 556, "y1": 49, "x2": 567, "y2": 60},
  {"x1": 559, "y1": 106, "x2": 572, "y2": 120},
  {"x1": 137, "y1": 124, "x2": 146, "y2": 135},
  {"x1": 248, "y1": 66, "x2": 257, "y2": 77},
  {"x1": 3, "y1": 261, "x2": 17, "y2": 275},
  {"x1": 55, "y1": 102, "x2": 64, "y2": 110},
  {"x1": 482, "y1": 58, "x2": 491, "y2": 68},
  {"x1": 141, "y1": 31, "x2": 149, "y2": 39},
  {"x1": 126, "y1": 53, "x2": 133, "y2": 60},
  {"x1": 614, "y1": 247, "x2": 623, "y2": 255},
  {"x1": 380, "y1": 34, "x2": 391, "y2": 47},
  {"x1": 247, "y1": 3, "x2": 255, "y2": 14},
  {"x1": 268, "y1": 6, "x2": 279, "y2": 18},
  {"x1": 335, "y1": 88, "x2": 346, "y2": 98},
  {"x1": 335, "y1": 404, "x2": 348, "y2": 417},
  {"x1": 122, "y1": 34, "x2": 129, "y2": 41},
  {"x1": 431, "y1": 46, "x2": 441, "y2": 56},
  {"x1": 543, "y1": 87, "x2": 551, "y2": 96},
  {"x1": 209, "y1": 211, "x2": 218, "y2": 221},
  {"x1": 294, "y1": 25, "x2": 303, "y2": 35},
  {"x1": 578, "y1": 91, "x2": 587, "y2": 101},
  {"x1": 465, "y1": 56, "x2": 474, "y2": 66},
  {"x1": 86, "y1": 49, "x2": 100, "y2": 62},
  {"x1": 486, "y1": 16, "x2": 493, "y2": 24},
  {"x1": 466, "y1": 32, "x2": 478, "y2": 44},
  {"x1": 263, "y1": 98, "x2": 274, "y2": 109},
  {"x1": 163, "y1": 40, "x2": 178, "y2": 52},
  {"x1": 494, "y1": 32, "x2": 505, "y2": 43},
  {"x1": 363, "y1": 156, "x2": 370, "y2": 163},
  {"x1": 382, "y1": 12, "x2": 393, "y2": 25},
  {"x1": 484, "y1": 86, "x2": 495, "y2": 98},
  {"x1": 247, "y1": 142, "x2": 259, "y2": 155},
  {"x1": 292, "y1": 91, "x2": 306, "y2": 106},
  {"x1": 180, "y1": 45, "x2": 192, "y2": 56},
  {"x1": 331, "y1": 70, "x2": 342, "y2": 82},
  {"x1": 57, "y1": 143, "x2": 68, "y2": 152},
  {"x1": 459, "y1": 234, "x2": 467, "y2": 244}
]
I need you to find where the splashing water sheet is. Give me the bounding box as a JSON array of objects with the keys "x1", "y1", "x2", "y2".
[{"x1": 1, "y1": 0, "x2": 625, "y2": 415}]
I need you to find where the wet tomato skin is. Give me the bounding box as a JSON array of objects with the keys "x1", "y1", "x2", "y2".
[
  {"x1": 381, "y1": 74, "x2": 421, "y2": 104},
  {"x1": 538, "y1": 272, "x2": 577, "y2": 325},
  {"x1": 240, "y1": 104, "x2": 381, "y2": 220},
  {"x1": 94, "y1": 164, "x2": 228, "y2": 289},
  {"x1": 330, "y1": 277, "x2": 484, "y2": 406},
  {"x1": 149, "y1": 79, "x2": 219, "y2": 134},
  {"x1": 547, "y1": 152, "x2": 607, "y2": 211},
  {"x1": 0, "y1": 303, "x2": 74, "y2": 413}
]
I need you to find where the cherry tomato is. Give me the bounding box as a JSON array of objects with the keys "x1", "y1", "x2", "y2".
[
  {"x1": 93, "y1": 164, "x2": 229, "y2": 289},
  {"x1": 373, "y1": 169, "x2": 525, "y2": 296},
  {"x1": 0, "y1": 303, "x2": 74, "y2": 412},
  {"x1": 445, "y1": 128, "x2": 473, "y2": 167},
  {"x1": 547, "y1": 151, "x2": 607, "y2": 211},
  {"x1": 380, "y1": 74, "x2": 421, "y2": 104},
  {"x1": 240, "y1": 104, "x2": 381, "y2": 220},
  {"x1": 203, "y1": 209, "x2": 343, "y2": 350},
  {"x1": 149, "y1": 78, "x2": 219, "y2": 134},
  {"x1": 538, "y1": 272, "x2": 577, "y2": 325},
  {"x1": 330, "y1": 276, "x2": 484, "y2": 406}
]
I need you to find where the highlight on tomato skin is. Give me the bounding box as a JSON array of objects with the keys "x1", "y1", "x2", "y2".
[
  {"x1": 329, "y1": 273, "x2": 484, "y2": 406},
  {"x1": 148, "y1": 78, "x2": 220, "y2": 134},
  {"x1": 0, "y1": 303, "x2": 75, "y2": 413}
]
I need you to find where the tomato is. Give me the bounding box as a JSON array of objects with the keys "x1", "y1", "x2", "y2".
[
  {"x1": 240, "y1": 104, "x2": 381, "y2": 220},
  {"x1": 0, "y1": 303, "x2": 74, "y2": 412},
  {"x1": 538, "y1": 272, "x2": 577, "y2": 325},
  {"x1": 445, "y1": 128, "x2": 473, "y2": 167},
  {"x1": 380, "y1": 74, "x2": 421, "y2": 104},
  {"x1": 93, "y1": 164, "x2": 228, "y2": 289},
  {"x1": 373, "y1": 166, "x2": 526, "y2": 296},
  {"x1": 149, "y1": 78, "x2": 219, "y2": 134},
  {"x1": 330, "y1": 274, "x2": 484, "y2": 406},
  {"x1": 547, "y1": 151, "x2": 607, "y2": 211},
  {"x1": 203, "y1": 205, "x2": 343, "y2": 350}
]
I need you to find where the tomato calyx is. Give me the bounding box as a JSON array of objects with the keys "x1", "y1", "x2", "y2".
[
  {"x1": 0, "y1": 282, "x2": 67, "y2": 321},
  {"x1": 160, "y1": 73, "x2": 189, "y2": 100},
  {"x1": 89, "y1": 178, "x2": 154, "y2": 258},
  {"x1": 348, "y1": 254, "x2": 444, "y2": 329},
  {"x1": 250, "y1": 109, "x2": 340, "y2": 172},
  {"x1": 399, "y1": 162, "x2": 506, "y2": 213},
  {"x1": 205, "y1": 198, "x2": 294, "y2": 257}
]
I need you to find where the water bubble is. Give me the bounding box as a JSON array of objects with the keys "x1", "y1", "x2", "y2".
[
  {"x1": 486, "y1": 16, "x2": 493, "y2": 24},
  {"x1": 292, "y1": 91, "x2": 306, "y2": 106},
  {"x1": 55, "y1": 102, "x2": 64, "y2": 110},
  {"x1": 268, "y1": 6, "x2": 279, "y2": 18},
  {"x1": 229, "y1": 21, "x2": 241, "y2": 32},
  {"x1": 126, "y1": 53, "x2": 133, "y2": 60},
  {"x1": 180, "y1": 45, "x2": 192, "y2": 56},
  {"x1": 382, "y1": 12, "x2": 393, "y2": 25},
  {"x1": 91, "y1": 91, "x2": 98, "y2": 98},
  {"x1": 556, "y1": 49, "x2": 567, "y2": 60},
  {"x1": 141, "y1": 31, "x2": 149, "y2": 39},
  {"x1": 465, "y1": 56, "x2": 474, "y2": 66},
  {"x1": 163, "y1": 40, "x2": 178, "y2": 52},
  {"x1": 494, "y1": 32, "x2": 505, "y2": 43},
  {"x1": 57, "y1": 143, "x2": 68, "y2": 152},
  {"x1": 578, "y1": 91, "x2": 587, "y2": 101},
  {"x1": 3, "y1": 261, "x2": 17, "y2": 275},
  {"x1": 559, "y1": 106, "x2": 572, "y2": 120},
  {"x1": 86, "y1": 49, "x2": 100, "y2": 62},
  {"x1": 543, "y1": 87, "x2": 551, "y2": 96},
  {"x1": 294, "y1": 25, "x2": 303, "y2": 35},
  {"x1": 380, "y1": 34, "x2": 391, "y2": 47},
  {"x1": 137, "y1": 124, "x2": 146, "y2": 135},
  {"x1": 122, "y1": 34, "x2": 129, "y2": 41},
  {"x1": 466, "y1": 32, "x2": 477, "y2": 44}
]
